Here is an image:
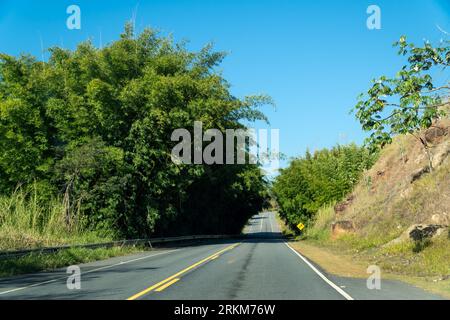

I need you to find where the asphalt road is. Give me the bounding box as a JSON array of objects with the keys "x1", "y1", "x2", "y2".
[{"x1": 0, "y1": 212, "x2": 445, "y2": 300}]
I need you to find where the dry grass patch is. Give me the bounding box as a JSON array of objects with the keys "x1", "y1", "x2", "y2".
[
  {"x1": 290, "y1": 240, "x2": 450, "y2": 299},
  {"x1": 289, "y1": 241, "x2": 368, "y2": 278}
]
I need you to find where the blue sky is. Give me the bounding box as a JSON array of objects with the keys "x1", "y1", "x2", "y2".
[{"x1": 0, "y1": 0, "x2": 449, "y2": 169}]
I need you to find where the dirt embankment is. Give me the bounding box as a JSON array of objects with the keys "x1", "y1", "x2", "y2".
[
  {"x1": 297, "y1": 113, "x2": 450, "y2": 297},
  {"x1": 333, "y1": 117, "x2": 450, "y2": 241}
]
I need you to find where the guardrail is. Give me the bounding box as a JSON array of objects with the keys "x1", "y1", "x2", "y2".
[{"x1": 0, "y1": 234, "x2": 239, "y2": 260}]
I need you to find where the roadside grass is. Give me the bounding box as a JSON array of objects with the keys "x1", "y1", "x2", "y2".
[
  {"x1": 299, "y1": 199, "x2": 450, "y2": 297},
  {"x1": 274, "y1": 213, "x2": 296, "y2": 238},
  {"x1": 335, "y1": 231, "x2": 399, "y2": 252},
  {"x1": 304, "y1": 221, "x2": 450, "y2": 280},
  {"x1": 0, "y1": 186, "x2": 145, "y2": 278},
  {"x1": 303, "y1": 203, "x2": 399, "y2": 250},
  {"x1": 288, "y1": 241, "x2": 368, "y2": 278},
  {"x1": 0, "y1": 246, "x2": 145, "y2": 278},
  {"x1": 299, "y1": 205, "x2": 450, "y2": 297},
  {"x1": 0, "y1": 186, "x2": 111, "y2": 250},
  {"x1": 289, "y1": 240, "x2": 450, "y2": 299},
  {"x1": 304, "y1": 204, "x2": 334, "y2": 242},
  {"x1": 375, "y1": 236, "x2": 450, "y2": 277}
]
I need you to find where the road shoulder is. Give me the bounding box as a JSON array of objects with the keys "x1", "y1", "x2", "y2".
[{"x1": 289, "y1": 241, "x2": 450, "y2": 299}]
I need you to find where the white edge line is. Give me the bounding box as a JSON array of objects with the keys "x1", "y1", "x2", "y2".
[
  {"x1": 251, "y1": 217, "x2": 255, "y2": 234},
  {"x1": 269, "y1": 212, "x2": 273, "y2": 233},
  {"x1": 284, "y1": 242, "x2": 354, "y2": 300},
  {"x1": 0, "y1": 249, "x2": 178, "y2": 296}
]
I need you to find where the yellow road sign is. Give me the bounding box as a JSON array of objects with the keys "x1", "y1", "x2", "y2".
[{"x1": 297, "y1": 223, "x2": 305, "y2": 231}]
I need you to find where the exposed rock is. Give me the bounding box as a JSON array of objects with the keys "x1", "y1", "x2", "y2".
[
  {"x1": 331, "y1": 220, "x2": 355, "y2": 239},
  {"x1": 431, "y1": 140, "x2": 450, "y2": 168},
  {"x1": 410, "y1": 166, "x2": 430, "y2": 183},
  {"x1": 408, "y1": 224, "x2": 447, "y2": 242},
  {"x1": 409, "y1": 139, "x2": 449, "y2": 184},
  {"x1": 385, "y1": 224, "x2": 448, "y2": 247},
  {"x1": 334, "y1": 195, "x2": 354, "y2": 215},
  {"x1": 425, "y1": 126, "x2": 448, "y2": 144}
]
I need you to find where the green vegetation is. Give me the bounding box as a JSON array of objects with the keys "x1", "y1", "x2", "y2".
[
  {"x1": 303, "y1": 204, "x2": 334, "y2": 241},
  {"x1": 304, "y1": 225, "x2": 450, "y2": 280},
  {"x1": 377, "y1": 237, "x2": 450, "y2": 277},
  {"x1": 272, "y1": 144, "x2": 375, "y2": 231},
  {"x1": 0, "y1": 246, "x2": 143, "y2": 278},
  {"x1": 301, "y1": 125, "x2": 450, "y2": 280},
  {"x1": 354, "y1": 37, "x2": 449, "y2": 166},
  {"x1": 0, "y1": 185, "x2": 107, "y2": 250},
  {"x1": 274, "y1": 212, "x2": 296, "y2": 238},
  {"x1": 0, "y1": 24, "x2": 270, "y2": 246},
  {"x1": 275, "y1": 37, "x2": 449, "y2": 288}
]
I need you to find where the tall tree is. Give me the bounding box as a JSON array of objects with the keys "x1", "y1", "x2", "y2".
[
  {"x1": 354, "y1": 36, "x2": 449, "y2": 169},
  {"x1": 0, "y1": 24, "x2": 270, "y2": 238}
]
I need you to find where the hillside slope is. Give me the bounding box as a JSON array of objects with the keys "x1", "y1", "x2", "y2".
[
  {"x1": 290, "y1": 34, "x2": 450, "y2": 294},
  {"x1": 336, "y1": 116, "x2": 449, "y2": 242},
  {"x1": 303, "y1": 113, "x2": 450, "y2": 292}
]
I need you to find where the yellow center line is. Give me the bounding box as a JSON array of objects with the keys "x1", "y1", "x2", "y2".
[
  {"x1": 126, "y1": 243, "x2": 240, "y2": 300},
  {"x1": 154, "y1": 278, "x2": 180, "y2": 292}
]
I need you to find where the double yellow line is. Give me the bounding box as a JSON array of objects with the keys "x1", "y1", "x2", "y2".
[{"x1": 127, "y1": 243, "x2": 240, "y2": 300}]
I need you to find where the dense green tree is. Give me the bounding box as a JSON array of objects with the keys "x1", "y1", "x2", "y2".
[
  {"x1": 272, "y1": 144, "x2": 375, "y2": 230},
  {"x1": 354, "y1": 37, "x2": 449, "y2": 169},
  {"x1": 0, "y1": 24, "x2": 269, "y2": 238}
]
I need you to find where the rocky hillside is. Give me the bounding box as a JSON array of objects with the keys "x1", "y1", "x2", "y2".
[{"x1": 332, "y1": 112, "x2": 450, "y2": 246}]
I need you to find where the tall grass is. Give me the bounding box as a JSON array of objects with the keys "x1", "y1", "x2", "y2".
[
  {"x1": 0, "y1": 246, "x2": 142, "y2": 278},
  {"x1": 0, "y1": 185, "x2": 139, "y2": 277},
  {"x1": 305, "y1": 203, "x2": 335, "y2": 242},
  {"x1": 0, "y1": 185, "x2": 105, "y2": 250}
]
